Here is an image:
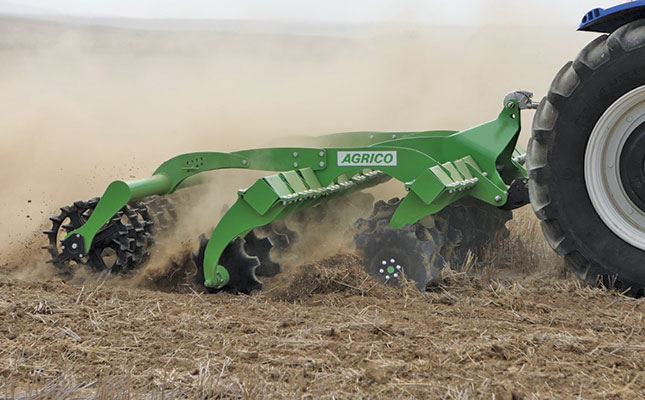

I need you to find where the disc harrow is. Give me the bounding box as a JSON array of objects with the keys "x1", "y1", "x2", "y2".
[{"x1": 45, "y1": 92, "x2": 535, "y2": 294}]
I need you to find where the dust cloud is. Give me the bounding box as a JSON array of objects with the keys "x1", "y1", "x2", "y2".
[{"x1": 0, "y1": 14, "x2": 593, "y2": 279}]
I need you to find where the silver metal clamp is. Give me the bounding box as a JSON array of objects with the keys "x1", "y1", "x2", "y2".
[{"x1": 504, "y1": 90, "x2": 540, "y2": 110}]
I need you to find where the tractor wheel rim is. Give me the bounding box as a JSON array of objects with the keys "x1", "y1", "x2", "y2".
[{"x1": 585, "y1": 84, "x2": 645, "y2": 251}]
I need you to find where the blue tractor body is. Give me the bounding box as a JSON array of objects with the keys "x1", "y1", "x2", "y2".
[{"x1": 580, "y1": 1, "x2": 645, "y2": 32}]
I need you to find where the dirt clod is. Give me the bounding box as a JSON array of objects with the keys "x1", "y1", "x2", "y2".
[{"x1": 273, "y1": 253, "x2": 398, "y2": 302}]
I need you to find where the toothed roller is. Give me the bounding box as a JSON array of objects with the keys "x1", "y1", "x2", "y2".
[{"x1": 43, "y1": 199, "x2": 137, "y2": 274}]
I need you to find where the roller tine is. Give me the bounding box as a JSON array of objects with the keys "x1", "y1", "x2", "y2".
[{"x1": 49, "y1": 215, "x2": 64, "y2": 223}]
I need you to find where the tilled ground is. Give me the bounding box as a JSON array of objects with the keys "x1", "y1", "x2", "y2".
[{"x1": 0, "y1": 254, "x2": 643, "y2": 399}]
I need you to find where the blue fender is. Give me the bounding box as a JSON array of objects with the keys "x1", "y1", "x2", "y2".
[{"x1": 579, "y1": 1, "x2": 645, "y2": 33}]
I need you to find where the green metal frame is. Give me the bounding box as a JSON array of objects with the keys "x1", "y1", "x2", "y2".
[{"x1": 65, "y1": 100, "x2": 526, "y2": 289}]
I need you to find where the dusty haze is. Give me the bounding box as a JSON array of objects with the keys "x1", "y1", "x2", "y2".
[{"x1": 0, "y1": 15, "x2": 593, "y2": 267}]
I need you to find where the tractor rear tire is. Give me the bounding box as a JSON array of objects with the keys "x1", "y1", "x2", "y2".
[{"x1": 528, "y1": 20, "x2": 645, "y2": 297}]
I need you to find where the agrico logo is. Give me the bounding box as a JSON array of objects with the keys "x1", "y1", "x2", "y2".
[{"x1": 337, "y1": 151, "x2": 397, "y2": 166}]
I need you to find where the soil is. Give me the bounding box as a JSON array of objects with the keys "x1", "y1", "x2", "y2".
[{"x1": 1, "y1": 252, "x2": 643, "y2": 399}]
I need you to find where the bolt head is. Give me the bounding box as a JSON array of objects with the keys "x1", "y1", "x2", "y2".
[
  {"x1": 293, "y1": 162, "x2": 299, "y2": 168},
  {"x1": 293, "y1": 152, "x2": 299, "y2": 158},
  {"x1": 392, "y1": 134, "x2": 397, "y2": 139},
  {"x1": 385, "y1": 275, "x2": 390, "y2": 280},
  {"x1": 506, "y1": 101, "x2": 515, "y2": 109},
  {"x1": 393, "y1": 273, "x2": 399, "y2": 278},
  {"x1": 379, "y1": 268, "x2": 385, "y2": 274},
  {"x1": 494, "y1": 195, "x2": 502, "y2": 202},
  {"x1": 71, "y1": 243, "x2": 78, "y2": 249},
  {"x1": 242, "y1": 160, "x2": 248, "y2": 165},
  {"x1": 319, "y1": 151, "x2": 324, "y2": 157},
  {"x1": 390, "y1": 258, "x2": 395, "y2": 263},
  {"x1": 319, "y1": 161, "x2": 325, "y2": 167}
]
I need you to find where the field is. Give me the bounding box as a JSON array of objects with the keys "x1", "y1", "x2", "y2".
[
  {"x1": 1, "y1": 13, "x2": 644, "y2": 400},
  {"x1": 2, "y1": 208, "x2": 644, "y2": 399}
]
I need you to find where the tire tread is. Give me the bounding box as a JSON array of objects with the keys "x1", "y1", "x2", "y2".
[{"x1": 528, "y1": 22, "x2": 645, "y2": 296}]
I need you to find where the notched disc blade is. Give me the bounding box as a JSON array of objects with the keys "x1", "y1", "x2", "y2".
[
  {"x1": 192, "y1": 234, "x2": 263, "y2": 294},
  {"x1": 244, "y1": 230, "x2": 282, "y2": 277}
]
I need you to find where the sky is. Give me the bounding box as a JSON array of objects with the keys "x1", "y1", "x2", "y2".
[{"x1": 0, "y1": 0, "x2": 626, "y2": 26}]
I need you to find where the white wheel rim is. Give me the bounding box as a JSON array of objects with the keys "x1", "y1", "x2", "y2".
[{"x1": 585, "y1": 85, "x2": 645, "y2": 251}]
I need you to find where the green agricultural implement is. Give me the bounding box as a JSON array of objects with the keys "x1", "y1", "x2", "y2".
[
  {"x1": 45, "y1": 92, "x2": 530, "y2": 293},
  {"x1": 45, "y1": 3, "x2": 645, "y2": 296}
]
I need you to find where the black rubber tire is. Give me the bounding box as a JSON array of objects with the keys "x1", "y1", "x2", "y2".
[{"x1": 527, "y1": 20, "x2": 645, "y2": 297}]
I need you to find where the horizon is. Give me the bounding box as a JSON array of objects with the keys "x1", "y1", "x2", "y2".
[{"x1": 0, "y1": 0, "x2": 625, "y2": 27}]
